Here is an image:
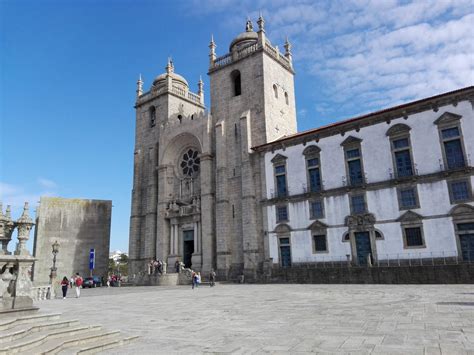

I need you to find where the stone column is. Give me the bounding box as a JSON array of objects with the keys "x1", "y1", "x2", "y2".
[{"x1": 129, "y1": 148, "x2": 144, "y2": 276}]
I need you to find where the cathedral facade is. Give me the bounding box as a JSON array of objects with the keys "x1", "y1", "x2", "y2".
[{"x1": 129, "y1": 17, "x2": 474, "y2": 282}]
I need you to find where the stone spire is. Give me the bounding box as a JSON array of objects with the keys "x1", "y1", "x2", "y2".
[
  {"x1": 0, "y1": 204, "x2": 14, "y2": 255},
  {"x1": 284, "y1": 37, "x2": 293, "y2": 66},
  {"x1": 14, "y1": 202, "x2": 35, "y2": 256},
  {"x1": 257, "y1": 12, "x2": 266, "y2": 45},
  {"x1": 209, "y1": 34, "x2": 216, "y2": 67},
  {"x1": 198, "y1": 76, "x2": 204, "y2": 104},
  {"x1": 136, "y1": 74, "x2": 143, "y2": 99}
]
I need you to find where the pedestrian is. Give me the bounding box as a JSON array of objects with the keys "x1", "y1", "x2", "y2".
[
  {"x1": 60, "y1": 276, "x2": 69, "y2": 299},
  {"x1": 192, "y1": 271, "x2": 197, "y2": 289},
  {"x1": 196, "y1": 272, "x2": 201, "y2": 287},
  {"x1": 157, "y1": 260, "x2": 163, "y2": 275},
  {"x1": 74, "y1": 273, "x2": 83, "y2": 298},
  {"x1": 209, "y1": 269, "x2": 216, "y2": 287},
  {"x1": 175, "y1": 259, "x2": 180, "y2": 273}
]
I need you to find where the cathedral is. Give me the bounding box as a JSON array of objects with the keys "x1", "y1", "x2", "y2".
[{"x1": 129, "y1": 16, "x2": 474, "y2": 282}]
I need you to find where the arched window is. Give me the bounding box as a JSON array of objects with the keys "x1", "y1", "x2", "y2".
[
  {"x1": 231, "y1": 70, "x2": 241, "y2": 96},
  {"x1": 149, "y1": 106, "x2": 156, "y2": 127},
  {"x1": 285, "y1": 92, "x2": 289, "y2": 105},
  {"x1": 273, "y1": 84, "x2": 278, "y2": 99}
]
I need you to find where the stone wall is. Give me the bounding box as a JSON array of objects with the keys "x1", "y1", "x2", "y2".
[
  {"x1": 263, "y1": 264, "x2": 474, "y2": 284},
  {"x1": 32, "y1": 197, "x2": 112, "y2": 285}
]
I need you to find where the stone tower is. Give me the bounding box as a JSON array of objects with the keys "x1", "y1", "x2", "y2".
[
  {"x1": 209, "y1": 16, "x2": 297, "y2": 279},
  {"x1": 129, "y1": 58, "x2": 214, "y2": 277},
  {"x1": 129, "y1": 16, "x2": 297, "y2": 281}
]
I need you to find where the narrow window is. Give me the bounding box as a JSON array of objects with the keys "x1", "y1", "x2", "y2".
[
  {"x1": 231, "y1": 70, "x2": 241, "y2": 96},
  {"x1": 232, "y1": 204, "x2": 235, "y2": 218},
  {"x1": 351, "y1": 194, "x2": 366, "y2": 214},
  {"x1": 449, "y1": 180, "x2": 472, "y2": 203},
  {"x1": 346, "y1": 149, "x2": 363, "y2": 185},
  {"x1": 276, "y1": 205, "x2": 288, "y2": 222},
  {"x1": 398, "y1": 187, "x2": 419, "y2": 210},
  {"x1": 149, "y1": 106, "x2": 156, "y2": 127},
  {"x1": 303, "y1": 145, "x2": 322, "y2": 193},
  {"x1": 274, "y1": 165, "x2": 287, "y2": 197},
  {"x1": 310, "y1": 200, "x2": 324, "y2": 219},
  {"x1": 273, "y1": 84, "x2": 278, "y2": 99},
  {"x1": 285, "y1": 92, "x2": 289, "y2": 105},
  {"x1": 393, "y1": 138, "x2": 413, "y2": 177},
  {"x1": 313, "y1": 235, "x2": 327, "y2": 252},
  {"x1": 307, "y1": 158, "x2": 321, "y2": 192},
  {"x1": 441, "y1": 127, "x2": 465, "y2": 169},
  {"x1": 387, "y1": 124, "x2": 414, "y2": 178},
  {"x1": 405, "y1": 227, "x2": 424, "y2": 247}
]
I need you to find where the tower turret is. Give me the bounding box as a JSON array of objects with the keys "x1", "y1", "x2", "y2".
[
  {"x1": 136, "y1": 74, "x2": 143, "y2": 99},
  {"x1": 209, "y1": 35, "x2": 216, "y2": 68}
]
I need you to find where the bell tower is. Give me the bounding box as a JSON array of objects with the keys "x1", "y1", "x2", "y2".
[{"x1": 209, "y1": 16, "x2": 297, "y2": 279}]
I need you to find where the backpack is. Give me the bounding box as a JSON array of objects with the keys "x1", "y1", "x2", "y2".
[{"x1": 75, "y1": 277, "x2": 83, "y2": 286}]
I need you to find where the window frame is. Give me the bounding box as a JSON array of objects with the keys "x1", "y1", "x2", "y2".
[
  {"x1": 309, "y1": 199, "x2": 325, "y2": 219},
  {"x1": 231, "y1": 70, "x2": 242, "y2": 97},
  {"x1": 303, "y1": 145, "x2": 322, "y2": 193},
  {"x1": 402, "y1": 226, "x2": 426, "y2": 249},
  {"x1": 312, "y1": 234, "x2": 328, "y2": 253},
  {"x1": 435, "y1": 113, "x2": 467, "y2": 171},
  {"x1": 273, "y1": 84, "x2": 278, "y2": 99},
  {"x1": 271, "y1": 154, "x2": 288, "y2": 198},
  {"x1": 386, "y1": 124, "x2": 415, "y2": 179},
  {"x1": 349, "y1": 193, "x2": 367, "y2": 215},
  {"x1": 447, "y1": 178, "x2": 473, "y2": 204},
  {"x1": 397, "y1": 185, "x2": 420, "y2": 210},
  {"x1": 341, "y1": 137, "x2": 365, "y2": 187},
  {"x1": 149, "y1": 105, "x2": 156, "y2": 127},
  {"x1": 276, "y1": 204, "x2": 289, "y2": 223}
]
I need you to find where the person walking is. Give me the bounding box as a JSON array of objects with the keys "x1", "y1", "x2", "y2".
[
  {"x1": 175, "y1": 259, "x2": 180, "y2": 273},
  {"x1": 60, "y1": 276, "x2": 69, "y2": 299},
  {"x1": 209, "y1": 269, "x2": 216, "y2": 287},
  {"x1": 196, "y1": 272, "x2": 201, "y2": 287},
  {"x1": 74, "y1": 273, "x2": 83, "y2": 298}
]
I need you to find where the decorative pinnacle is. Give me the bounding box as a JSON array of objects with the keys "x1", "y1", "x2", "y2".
[
  {"x1": 5, "y1": 205, "x2": 11, "y2": 219},
  {"x1": 284, "y1": 36, "x2": 292, "y2": 54},
  {"x1": 257, "y1": 12, "x2": 265, "y2": 31},
  {"x1": 198, "y1": 75, "x2": 204, "y2": 93},
  {"x1": 245, "y1": 18, "x2": 253, "y2": 32},
  {"x1": 166, "y1": 57, "x2": 174, "y2": 74},
  {"x1": 209, "y1": 34, "x2": 216, "y2": 50},
  {"x1": 0, "y1": 202, "x2": 3, "y2": 217}
]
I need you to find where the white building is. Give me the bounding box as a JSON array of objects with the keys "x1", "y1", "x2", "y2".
[{"x1": 254, "y1": 88, "x2": 474, "y2": 267}]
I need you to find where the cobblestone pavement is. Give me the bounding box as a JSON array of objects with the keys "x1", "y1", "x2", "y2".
[{"x1": 37, "y1": 284, "x2": 474, "y2": 354}]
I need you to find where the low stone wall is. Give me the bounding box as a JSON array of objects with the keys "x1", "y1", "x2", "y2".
[{"x1": 263, "y1": 264, "x2": 474, "y2": 284}]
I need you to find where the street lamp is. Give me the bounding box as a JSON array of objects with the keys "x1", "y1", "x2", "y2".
[{"x1": 49, "y1": 240, "x2": 60, "y2": 299}]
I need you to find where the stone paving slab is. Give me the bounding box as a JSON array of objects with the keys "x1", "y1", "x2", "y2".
[{"x1": 36, "y1": 284, "x2": 474, "y2": 354}]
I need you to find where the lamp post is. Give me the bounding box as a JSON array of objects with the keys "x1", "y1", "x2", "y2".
[{"x1": 49, "y1": 240, "x2": 60, "y2": 299}]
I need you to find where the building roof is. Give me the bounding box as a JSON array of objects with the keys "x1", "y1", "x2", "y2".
[{"x1": 252, "y1": 86, "x2": 474, "y2": 152}]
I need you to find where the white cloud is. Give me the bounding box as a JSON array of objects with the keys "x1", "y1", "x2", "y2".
[
  {"x1": 186, "y1": 0, "x2": 474, "y2": 120},
  {"x1": 38, "y1": 177, "x2": 57, "y2": 189}
]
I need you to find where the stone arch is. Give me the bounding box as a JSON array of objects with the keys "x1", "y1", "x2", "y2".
[
  {"x1": 273, "y1": 223, "x2": 292, "y2": 234},
  {"x1": 386, "y1": 123, "x2": 411, "y2": 136},
  {"x1": 161, "y1": 132, "x2": 202, "y2": 172},
  {"x1": 302, "y1": 145, "x2": 321, "y2": 156}
]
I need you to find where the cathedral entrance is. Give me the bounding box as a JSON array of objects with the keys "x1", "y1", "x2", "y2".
[{"x1": 183, "y1": 230, "x2": 194, "y2": 268}]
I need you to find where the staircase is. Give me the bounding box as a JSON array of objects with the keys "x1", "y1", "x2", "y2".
[{"x1": 0, "y1": 312, "x2": 138, "y2": 354}]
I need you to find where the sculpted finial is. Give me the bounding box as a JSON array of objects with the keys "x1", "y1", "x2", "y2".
[{"x1": 245, "y1": 18, "x2": 253, "y2": 32}]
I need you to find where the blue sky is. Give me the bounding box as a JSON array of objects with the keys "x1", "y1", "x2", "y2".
[{"x1": 1, "y1": 0, "x2": 473, "y2": 253}]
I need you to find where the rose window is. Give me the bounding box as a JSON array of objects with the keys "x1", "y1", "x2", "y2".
[{"x1": 180, "y1": 149, "x2": 200, "y2": 177}]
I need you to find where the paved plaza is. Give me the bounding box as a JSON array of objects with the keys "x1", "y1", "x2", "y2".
[{"x1": 37, "y1": 284, "x2": 474, "y2": 354}]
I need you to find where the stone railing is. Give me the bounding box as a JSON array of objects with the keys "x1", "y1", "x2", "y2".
[
  {"x1": 187, "y1": 91, "x2": 201, "y2": 104},
  {"x1": 214, "y1": 53, "x2": 232, "y2": 67},
  {"x1": 211, "y1": 41, "x2": 292, "y2": 71},
  {"x1": 32, "y1": 285, "x2": 51, "y2": 300}
]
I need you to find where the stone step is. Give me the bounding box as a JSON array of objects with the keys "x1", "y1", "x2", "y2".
[
  {"x1": 69, "y1": 335, "x2": 139, "y2": 354},
  {"x1": 0, "y1": 325, "x2": 102, "y2": 354},
  {"x1": 37, "y1": 329, "x2": 121, "y2": 355},
  {"x1": 0, "y1": 319, "x2": 80, "y2": 344},
  {"x1": 0, "y1": 313, "x2": 61, "y2": 332}
]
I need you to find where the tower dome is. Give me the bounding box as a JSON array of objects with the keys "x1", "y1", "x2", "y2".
[
  {"x1": 229, "y1": 19, "x2": 258, "y2": 52},
  {"x1": 152, "y1": 59, "x2": 189, "y2": 90}
]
